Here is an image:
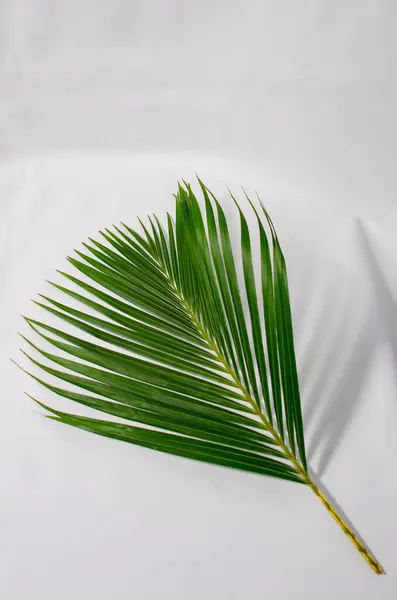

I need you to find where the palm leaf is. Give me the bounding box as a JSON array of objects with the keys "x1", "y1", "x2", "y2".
[{"x1": 18, "y1": 179, "x2": 384, "y2": 574}]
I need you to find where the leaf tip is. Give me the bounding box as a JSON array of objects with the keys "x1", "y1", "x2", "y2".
[{"x1": 10, "y1": 357, "x2": 23, "y2": 371}]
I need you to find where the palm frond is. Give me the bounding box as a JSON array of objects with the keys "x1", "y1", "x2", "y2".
[{"x1": 19, "y1": 179, "x2": 384, "y2": 574}]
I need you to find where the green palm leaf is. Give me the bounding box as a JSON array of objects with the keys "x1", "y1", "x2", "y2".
[{"x1": 19, "y1": 179, "x2": 384, "y2": 574}]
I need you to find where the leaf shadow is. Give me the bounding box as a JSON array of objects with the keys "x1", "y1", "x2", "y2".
[
  {"x1": 306, "y1": 320, "x2": 374, "y2": 478},
  {"x1": 296, "y1": 247, "x2": 376, "y2": 479},
  {"x1": 358, "y1": 219, "x2": 397, "y2": 368}
]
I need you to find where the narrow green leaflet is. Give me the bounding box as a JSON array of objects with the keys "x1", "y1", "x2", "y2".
[
  {"x1": 231, "y1": 193, "x2": 271, "y2": 417},
  {"x1": 43, "y1": 408, "x2": 304, "y2": 483},
  {"x1": 243, "y1": 193, "x2": 284, "y2": 438},
  {"x1": 259, "y1": 200, "x2": 307, "y2": 469}
]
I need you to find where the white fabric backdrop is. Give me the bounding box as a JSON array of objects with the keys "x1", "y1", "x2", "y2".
[{"x1": 1, "y1": 2, "x2": 397, "y2": 598}]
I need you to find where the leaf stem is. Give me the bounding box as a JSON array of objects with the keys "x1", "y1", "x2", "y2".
[{"x1": 265, "y1": 426, "x2": 385, "y2": 575}]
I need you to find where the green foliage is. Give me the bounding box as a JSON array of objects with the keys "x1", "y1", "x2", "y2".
[{"x1": 21, "y1": 179, "x2": 307, "y2": 484}]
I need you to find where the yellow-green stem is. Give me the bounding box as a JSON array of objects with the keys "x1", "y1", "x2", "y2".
[{"x1": 267, "y1": 425, "x2": 385, "y2": 575}]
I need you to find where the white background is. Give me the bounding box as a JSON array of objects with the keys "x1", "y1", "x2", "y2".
[{"x1": 1, "y1": 2, "x2": 397, "y2": 598}]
